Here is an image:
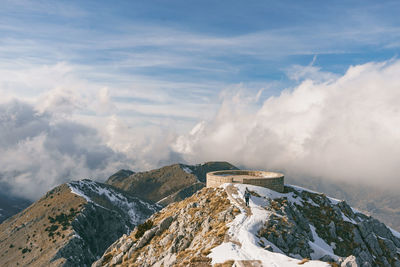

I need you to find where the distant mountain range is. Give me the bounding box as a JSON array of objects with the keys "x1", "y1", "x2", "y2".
[
  {"x1": 285, "y1": 176, "x2": 400, "y2": 232},
  {"x1": 0, "y1": 192, "x2": 31, "y2": 224}
]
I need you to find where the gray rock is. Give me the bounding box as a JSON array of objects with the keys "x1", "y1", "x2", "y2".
[
  {"x1": 169, "y1": 234, "x2": 184, "y2": 253},
  {"x1": 91, "y1": 259, "x2": 103, "y2": 267},
  {"x1": 276, "y1": 236, "x2": 288, "y2": 253},
  {"x1": 356, "y1": 250, "x2": 373, "y2": 266},
  {"x1": 337, "y1": 201, "x2": 355, "y2": 219},
  {"x1": 169, "y1": 221, "x2": 179, "y2": 232},
  {"x1": 178, "y1": 237, "x2": 191, "y2": 251},
  {"x1": 120, "y1": 238, "x2": 133, "y2": 252},
  {"x1": 127, "y1": 244, "x2": 136, "y2": 260},
  {"x1": 341, "y1": 255, "x2": 359, "y2": 267},
  {"x1": 328, "y1": 221, "x2": 337, "y2": 239},
  {"x1": 110, "y1": 252, "x2": 123, "y2": 265},
  {"x1": 155, "y1": 216, "x2": 174, "y2": 236},
  {"x1": 320, "y1": 255, "x2": 336, "y2": 262},
  {"x1": 364, "y1": 233, "x2": 382, "y2": 256},
  {"x1": 160, "y1": 233, "x2": 174, "y2": 246},
  {"x1": 137, "y1": 227, "x2": 158, "y2": 248},
  {"x1": 352, "y1": 228, "x2": 367, "y2": 250},
  {"x1": 381, "y1": 238, "x2": 397, "y2": 258}
]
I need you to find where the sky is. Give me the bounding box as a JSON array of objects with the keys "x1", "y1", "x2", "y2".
[{"x1": 1, "y1": 0, "x2": 400, "y2": 200}]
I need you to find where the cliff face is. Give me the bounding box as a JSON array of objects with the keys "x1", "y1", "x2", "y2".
[
  {"x1": 0, "y1": 180, "x2": 159, "y2": 267},
  {"x1": 106, "y1": 161, "x2": 238, "y2": 205},
  {"x1": 94, "y1": 184, "x2": 400, "y2": 267}
]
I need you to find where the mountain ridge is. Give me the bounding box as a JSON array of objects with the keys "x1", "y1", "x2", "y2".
[
  {"x1": 94, "y1": 183, "x2": 400, "y2": 266},
  {"x1": 0, "y1": 180, "x2": 159, "y2": 267},
  {"x1": 105, "y1": 161, "x2": 238, "y2": 205}
]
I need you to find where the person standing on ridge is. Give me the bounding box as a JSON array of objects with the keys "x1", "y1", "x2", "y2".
[{"x1": 244, "y1": 188, "x2": 250, "y2": 207}]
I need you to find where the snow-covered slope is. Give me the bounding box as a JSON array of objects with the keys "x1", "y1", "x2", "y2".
[
  {"x1": 212, "y1": 184, "x2": 400, "y2": 266},
  {"x1": 68, "y1": 179, "x2": 159, "y2": 226},
  {"x1": 94, "y1": 183, "x2": 400, "y2": 267},
  {"x1": 209, "y1": 184, "x2": 328, "y2": 266}
]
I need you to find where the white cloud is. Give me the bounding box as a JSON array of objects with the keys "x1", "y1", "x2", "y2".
[
  {"x1": 1, "y1": 60, "x2": 400, "y2": 200},
  {"x1": 0, "y1": 101, "x2": 131, "y2": 200},
  {"x1": 173, "y1": 60, "x2": 400, "y2": 190}
]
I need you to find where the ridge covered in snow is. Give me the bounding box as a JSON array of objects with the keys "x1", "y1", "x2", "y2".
[
  {"x1": 68, "y1": 179, "x2": 160, "y2": 225},
  {"x1": 210, "y1": 183, "x2": 400, "y2": 266},
  {"x1": 209, "y1": 184, "x2": 329, "y2": 266},
  {"x1": 93, "y1": 183, "x2": 400, "y2": 266}
]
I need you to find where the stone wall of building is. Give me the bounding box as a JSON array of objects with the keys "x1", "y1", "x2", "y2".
[{"x1": 206, "y1": 170, "x2": 284, "y2": 193}]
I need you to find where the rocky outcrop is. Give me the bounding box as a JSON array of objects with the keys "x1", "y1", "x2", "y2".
[
  {"x1": 106, "y1": 162, "x2": 238, "y2": 205},
  {"x1": 258, "y1": 186, "x2": 400, "y2": 266},
  {"x1": 93, "y1": 187, "x2": 239, "y2": 266}
]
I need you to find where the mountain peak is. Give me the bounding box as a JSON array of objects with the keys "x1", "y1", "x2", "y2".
[
  {"x1": 106, "y1": 169, "x2": 135, "y2": 184},
  {"x1": 105, "y1": 161, "x2": 238, "y2": 205}
]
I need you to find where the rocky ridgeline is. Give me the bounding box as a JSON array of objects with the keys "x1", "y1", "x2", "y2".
[
  {"x1": 93, "y1": 187, "x2": 239, "y2": 266},
  {"x1": 259, "y1": 186, "x2": 400, "y2": 266},
  {"x1": 94, "y1": 184, "x2": 400, "y2": 267}
]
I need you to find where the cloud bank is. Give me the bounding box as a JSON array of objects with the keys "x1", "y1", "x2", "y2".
[
  {"x1": 174, "y1": 60, "x2": 400, "y2": 190},
  {"x1": 0, "y1": 100, "x2": 132, "y2": 200},
  {"x1": 1, "y1": 60, "x2": 400, "y2": 200}
]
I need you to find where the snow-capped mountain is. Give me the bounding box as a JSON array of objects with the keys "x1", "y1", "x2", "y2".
[
  {"x1": 0, "y1": 180, "x2": 159, "y2": 267},
  {"x1": 94, "y1": 183, "x2": 400, "y2": 266}
]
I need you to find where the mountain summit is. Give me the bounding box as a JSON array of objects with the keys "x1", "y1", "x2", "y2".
[{"x1": 94, "y1": 183, "x2": 400, "y2": 266}]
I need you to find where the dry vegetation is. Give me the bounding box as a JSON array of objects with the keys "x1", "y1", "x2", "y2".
[
  {"x1": 100, "y1": 187, "x2": 238, "y2": 266},
  {"x1": 0, "y1": 184, "x2": 84, "y2": 267}
]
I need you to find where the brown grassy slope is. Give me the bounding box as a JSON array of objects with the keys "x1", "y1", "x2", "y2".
[
  {"x1": 0, "y1": 184, "x2": 85, "y2": 267},
  {"x1": 106, "y1": 162, "x2": 237, "y2": 203},
  {"x1": 107, "y1": 164, "x2": 198, "y2": 202}
]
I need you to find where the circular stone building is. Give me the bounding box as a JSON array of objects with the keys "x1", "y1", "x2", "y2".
[{"x1": 206, "y1": 170, "x2": 284, "y2": 193}]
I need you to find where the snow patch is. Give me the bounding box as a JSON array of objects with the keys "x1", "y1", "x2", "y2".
[
  {"x1": 211, "y1": 183, "x2": 330, "y2": 266},
  {"x1": 341, "y1": 213, "x2": 357, "y2": 224},
  {"x1": 181, "y1": 166, "x2": 192, "y2": 174},
  {"x1": 69, "y1": 183, "x2": 92, "y2": 202},
  {"x1": 389, "y1": 227, "x2": 400, "y2": 239},
  {"x1": 308, "y1": 224, "x2": 339, "y2": 261},
  {"x1": 68, "y1": 180, "x2": 158, "y2": 225}
]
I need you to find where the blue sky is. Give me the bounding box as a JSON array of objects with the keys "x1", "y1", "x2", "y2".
[
  {"x1": 2, "y1": 1, "x2": 400, "y2": 89},
  {"x1": 1, "y1": 0, "x2": 400, "y2": 198}
]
